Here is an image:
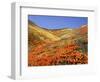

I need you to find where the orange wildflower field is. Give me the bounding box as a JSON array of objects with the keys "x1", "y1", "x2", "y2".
[{"x1": 28, "y1": 20, "x2": 88, "y2": 66}]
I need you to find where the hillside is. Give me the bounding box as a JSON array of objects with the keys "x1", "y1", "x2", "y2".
[
  {"x1": 28, "y1": 20, "x2": 60, "y2": 42},
  {"x1": 28, "y1": 20, "x2": 88, "y2": 66}
]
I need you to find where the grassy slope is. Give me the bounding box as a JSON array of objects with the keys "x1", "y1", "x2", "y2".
[
  {"x1": 28, "y1": 22, "x2": 61, "y2": 42},
  {"x1": 28, "y1": 20, "x2": 88, "y2": 51},
  {"x1": 28, "y1": 21, "x2": 88, "y2": 66}
]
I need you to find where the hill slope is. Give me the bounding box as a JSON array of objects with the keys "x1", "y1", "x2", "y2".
[
  {"x1": 28, "y1": 20, "x2": 60, "y2": 42},
  {"x1": 28, "y1": 21, "x2": 88, "y2": 66}
]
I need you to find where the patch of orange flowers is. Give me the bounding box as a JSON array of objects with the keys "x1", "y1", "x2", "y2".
[{"x1": 28, "y1": 44, "x2": 88, "y2": 66}]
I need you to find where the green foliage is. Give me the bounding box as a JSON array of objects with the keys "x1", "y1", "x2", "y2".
[
  {"x1": 59, "y1": 61, "x2": 68, "y2": 65},
  {"x1": 74, "y1": 38, "x2": 87, "y2": 53}
]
